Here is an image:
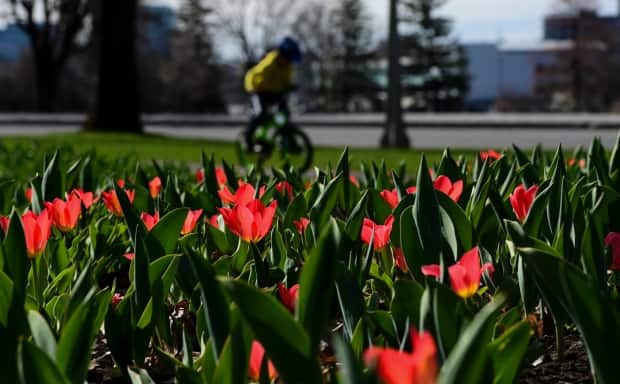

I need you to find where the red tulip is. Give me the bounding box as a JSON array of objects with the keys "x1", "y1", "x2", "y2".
[
  {"x1": 421, "y1": 247, "x2": 494, "y2": 299},
  {"x1": 148, "y1": 176, "x2": 162, "y2": 198},
  {"x1": 218, "y1": 199, "x2": 277, "y2": 243},
  {"x1": 361, "y1": 216, "x2": 394, "y2": 251},
  {"x1": 380, "y1": 189, "x2": 400, "y2": 209},
  {"x1": 22, "y1": 210, "x2": 52, "y2": 258},
  {"x1": 71, "y1": 188, "x2": 96, "y2": 209},
  {"x1": 101, "y1": 189, "x2": 135, "y2": 217},
  {"x1": 349, "y1": 175, "x2": 360, "y2": 187},
  {"x1": 604, "y1": 232, "x2": 620, "y2": 270},
  {"x1": 123, "y1": 252, "x2": 135, "y2": 261},
  {"x1": 275, "y1": 181, "x2": 294, "y2": 200},
  {"x1": 208, "y1": 214, "x2": 221, "y2": 229},
  {"x1": 218, "y1": 183, "x2": 260, "y2": 206},
  {"x1": 433, "y1": 175, "x2": 463, "y2": 202},
  {"x1": 364, "y1": 328, "x2": 438, "y2": 384},
  {"x1": 568, "y1": 158, "x2": 586, "y2": 169},
  {"x1": 405, "y1": 176, "x2": 463, "y2": 203},
  {"x1": 480, "y1": 149, "x2": 502, "y2": 162},
  {"x1": 293, "y1": 217, "x2": 310, "y2": 234},
  {"x1": 117, "y1": 179, "x2": 125, "y2": 188},
  {"x1": 510, "y1": 184, "x2": 538, "y2": 222},
  {"x1": 181, "y1": 209, "x2": 203, "y2": 235},
  {"x1": 141, "y1": 212, "x2": 159, "y2": 231},
  {"x1": 216, "y1": 166, "x2": 228, "y2": 187},
  {"x1": 393, "y1": 247, "x2": 409, "y2": 272},
  {"x1": 277, "y1": 283, "x2": 299, "y2": 313},
  {"x1": 196, "y1": 169, "x2": 205, "y2": 184},
  {"x1": 198, "y1": 167, "x2": 228, "y2": 187},
  {"x1": 0, "y1": 215, "x2": 8, "y2": 233},
  {"x1": 25, "y1": 187, "x2": 33, "y2": 203},
  {"x1": 126, "y1": 190, "x2": 135, "y2": 203},
  {"x1": 111, "y1": 293, "x2": 124, "y2": 308},
  {"x1": 45, "y1": 195, "x2": 82, "y2": 232},
  {"x1": 248, "y1": 341, "x2": 277, "y2": 381}
]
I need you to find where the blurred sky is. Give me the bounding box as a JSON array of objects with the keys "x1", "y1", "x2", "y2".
[{"x1": 149, "y1": 0, "x2": 619, "y2": 46}]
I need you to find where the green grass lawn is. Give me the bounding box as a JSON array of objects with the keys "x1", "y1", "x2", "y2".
[{"x1": 1, "y1": 132, "x2": 479, "y2": 170}]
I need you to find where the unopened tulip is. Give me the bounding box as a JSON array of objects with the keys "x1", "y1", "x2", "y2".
[
  {"x1": 361, "y1": 216, "x2": 394, "y2": 251},
  {"x1": 102, "y1": 189, "x2": 135, "y2": 217},
  {"x1": 111, "y1": 293, "x2": 124, "y2": 308},
  {"x1": 604, "y1": 232, "x2": 620, "y2": 270},
  {"x1": 380, "y1": 188, "x2": 400, "y2": 209},
  {"x1": 277, "y1": 283, "x2": 299, "y2": 313},
  {"x1": 22, "y1": 210, "x2": 52, "y2": 258},
  {"x1": 393, "y1": 247, "x2": 409, "y2": 272},
  {"x1": 248, "y1": 341, "x2": 277, "y2": 381},
  {"x1": 148, "y1": 176, "x2": 162, "y2": 198},
  {"x1": 0, "y1": 215, "x2": 9, "y2": 233},
  {"x1": 215, "y1": 166, "x2": 227, "y2": 187},
  {"x1": 181, "y1": 209, "x2": 203, "y2": 235},
  {"x1": 141, "y1": 212, "x2": 159, "y2": 231},
  {"x1": 568, "y1": 158, "x2": 586, "y2": 169},
  {"x1": 405, "y1": 175, "x2": 463, "y2": 203},
  {"x1": 275, "y1": 181, "x2": 294, "y2": 200},
  {"x1": 510, "y1": 184, "x2": 538, "y2": 222},
  {"x1": 208, "y1": 214, "x2": 221, "y2": 229},
  {"x1": 480, "y1": 149, "x2": 502, "y2": 162},
  {"x1": 196, "y1": 169, "x2": 205, "y2": 184},
  {"x1": 71, "y1": 188, "x2": 96, "y2": 209},
  {"x1": 433, "y1": 175, "x2": 463, "y2": 202},
  {"x1": 45, "y1": 195, "x2": 82, "y2": 232},
  {"x1": 293, "y1": 217, "x2": 310, "y2": 234}
]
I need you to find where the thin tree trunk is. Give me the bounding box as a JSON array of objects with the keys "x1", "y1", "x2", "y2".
[
  {"x1": 33, "y1": 39, "x2": 57, "y2": 112},
  {"x1": 87, "y1": 0, "x2": 142, "y2": 133}
]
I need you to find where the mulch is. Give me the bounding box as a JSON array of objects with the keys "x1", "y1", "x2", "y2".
[
  {"x1": 86, "y1": 328, "x2": 594, "y2": 383},
  {"x1": 518, "y1": 332, "x2": 593, "y2": 384}
]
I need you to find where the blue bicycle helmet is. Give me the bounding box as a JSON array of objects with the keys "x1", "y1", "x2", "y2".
[{"x1": 278, "y1": 37, "x2": 302, "y2": 63}]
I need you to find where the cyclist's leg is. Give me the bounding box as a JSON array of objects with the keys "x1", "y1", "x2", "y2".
[{"x1": 244, "y1": 94, "x2": 269, "y2": 148}]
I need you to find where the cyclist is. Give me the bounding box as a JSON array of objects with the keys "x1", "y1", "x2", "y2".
[{"x1": 243, "y1": 37, "x2": 302, "y2": 151}]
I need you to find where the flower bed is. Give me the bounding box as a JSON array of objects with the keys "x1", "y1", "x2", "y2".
[{"x1": 2, "y1": 139, "x2": 620, "y2": 383}]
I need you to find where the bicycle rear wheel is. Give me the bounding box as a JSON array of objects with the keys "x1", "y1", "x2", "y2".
[{"x1": 274, "y1": 126, "x2": 313, "y2": 172}]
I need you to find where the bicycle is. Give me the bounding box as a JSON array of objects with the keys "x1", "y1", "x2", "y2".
[{"x1": 236, "y1": 100, "x2": 314, "y2": 172}]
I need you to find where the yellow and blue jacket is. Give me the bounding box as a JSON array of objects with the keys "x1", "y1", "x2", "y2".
[{"x1": 244, "y1": 51, "x2": 293, "y2": 94}]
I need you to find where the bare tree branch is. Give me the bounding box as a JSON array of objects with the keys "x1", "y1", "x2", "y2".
[{"x1": 1, "y1": 0, "x2": 90, "y2": 110}]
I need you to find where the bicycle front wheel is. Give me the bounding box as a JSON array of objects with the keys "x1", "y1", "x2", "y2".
[{"x1": 274, "y1": 126, "x2": 313, "y2": 172}]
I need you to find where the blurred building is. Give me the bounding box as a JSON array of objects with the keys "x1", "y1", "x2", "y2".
[
  {"x1": 465, "y1": 8, "x2": 620, "y2": 112},
  {"x1": 138, "y1": 5, "x2": 176, "y2": 56},
  {"x1": 0, "y1": 24, "x2": 29, "y2": 62},
  {"x1": 0, "y1": 5, "x2": 175, "y2": 63}
]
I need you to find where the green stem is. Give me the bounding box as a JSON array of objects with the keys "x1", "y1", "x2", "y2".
[
  {"x1": 555, "y1": 321, "x2": 565, "y2": 361},
  {"x1": 31, "y1": 256, "x2": 45, "y2": 308},
  {"x1": 379, "y1": 248, "x2": 393, "y2": 275}
]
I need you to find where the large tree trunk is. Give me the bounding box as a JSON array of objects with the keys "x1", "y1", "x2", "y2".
[
  {"x1": 34, "y1": 48, "x2": 57, "y2": 112},
  {"x1": 87, "y1": 0, "x2": 142, "y2": 133}
]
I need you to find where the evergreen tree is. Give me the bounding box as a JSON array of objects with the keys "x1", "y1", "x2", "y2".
[
  {"x1": 329, "y1": 0, "x2": 375, "y2": 111},
  {"x1": 400, "y1": 0, "x2": 468, "y2": 111},
  {"x1": 165, "y1": 0, "x2": 226, "y2": 112}
]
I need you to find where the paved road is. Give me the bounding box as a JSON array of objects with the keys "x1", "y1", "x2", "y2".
[
  {"x1": 144, "y1": 125, "x2": 619, "y2": 150},
  {"x1": 0, "y1": 123, "x2": 618, "y2": 150}
]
